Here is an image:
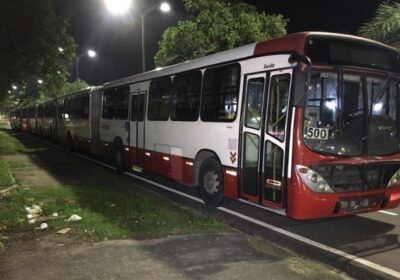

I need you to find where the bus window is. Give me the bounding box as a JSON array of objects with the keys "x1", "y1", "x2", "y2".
[
  {"x1": 201, "y1": 63, "x2": 240, "y2": 122},
  {"x1": 266, "y1": 74, "x2": 290, "y2": 141},
  {"x1": 148, "y1": 77, "x2": 171, "y2": 121},
  {"x1": 171, "y1": 71, "x2": 201, "y2": 121},
  {"x1": 102, "y1": 87, "x2": 129, "y2": 120},
  {"x1": 245, "y1": 78, "x2": 264, "y2": 129}
]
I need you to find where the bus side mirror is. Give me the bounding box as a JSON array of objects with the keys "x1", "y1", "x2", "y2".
[{"x1": 288, "y1": 54, "x2": 312, "y2": 67}]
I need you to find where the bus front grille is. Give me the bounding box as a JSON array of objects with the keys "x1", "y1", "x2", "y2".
[{"x1": 312, "y1": 163, "x2": 400, "y2": 193}]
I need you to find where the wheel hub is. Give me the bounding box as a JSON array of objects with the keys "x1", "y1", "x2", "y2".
[{"x1": 204, "y1": 171, "x2": 219, "y2": 194}]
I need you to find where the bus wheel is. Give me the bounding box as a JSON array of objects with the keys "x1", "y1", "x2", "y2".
[
  {"x1": 113, "y1": 141, "x2": 124, "y2": 172},
  {"x1": 198, "y1": 158, "x2": 224, "y2": 207}
]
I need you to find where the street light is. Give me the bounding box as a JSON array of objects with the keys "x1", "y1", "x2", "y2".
[
  {"x1": 141, "y1": 2, "x2": 170, "y2": 72},
  {"x1": 105, "y1": 1, "x2": 171, "y2": 73},
  {"x1": 104, "y1": 0, "x2": 131, "y2": 15},
  {"x1": 58, "y1": 47, "x2": 64, "y2": 53},
  {"x1": 75, "y1": 49, "x2": 97, "y2": 81},
  {"x1": 37, "y1": 79, "x2": 43, "y2": 85},
  {"x1": 11, "y1": 85, "x2": 18, "y2": 91}
]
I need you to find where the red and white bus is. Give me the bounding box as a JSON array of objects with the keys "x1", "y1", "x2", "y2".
[{"x1": 14, "y1": 32, "x2": 400, "y2": 219}]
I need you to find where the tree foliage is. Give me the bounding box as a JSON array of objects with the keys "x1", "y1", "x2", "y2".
[
  {"x1": 359, "y1": 1, "x2": 400, "y2": 49},
  {"x1": 0, "y1": 0, "x2": 76, "y2": 101},
  {"x1": 0, "y1": 79, "x2": 90, "y2": 114},
  {"x1": 154, "y1": 0, "x2": 287, "y2": 67}
]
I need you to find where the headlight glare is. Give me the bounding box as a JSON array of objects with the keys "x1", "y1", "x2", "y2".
[
  {"x1": 295, "y1": 165, "x2": 334, "y2": 193},
  {"x1": 387, "y1": 168, "x2": 400, "y2": 188}
]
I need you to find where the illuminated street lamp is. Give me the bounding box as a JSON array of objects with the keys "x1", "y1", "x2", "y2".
[
  {"x1": 104, "y1": 0, "x2": 171, "y2": 72},
  {"x1": 58, "y1": 47, "x2": 64, "y2": 53},
  {"x1": 11, "y1": 85, "x2": 18, "y2": 91},
  {"x1": 37, "y1": 79, "x2": 43, "y2": 85},
  {"x1": 76, "y1": 49, "x2": 97, "y2": 81},
  {"x1": 104, "y1": 0, "x2": 131, "y2": 15}
]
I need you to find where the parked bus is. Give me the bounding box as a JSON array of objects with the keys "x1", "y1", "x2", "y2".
[
  {"x1": 56, "y1": 87, "x2": 102, "y2": 153},
  {"x1": 25, "y1": 105, "x2": 37, "y2": 132},
  {"x1": 14, "y1": 32, "x2": 400, "y2": 219},
  {"x1": 10, "y1": 107, "x2": 29, "y2": 132}
]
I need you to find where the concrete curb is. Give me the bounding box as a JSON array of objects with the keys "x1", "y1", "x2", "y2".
[
  {"x1": 0, "y1": 184, "x2": 19, "y2": 199},
  {"x1": 0, "y1": 164, "x2": 18, "y2": 199}
]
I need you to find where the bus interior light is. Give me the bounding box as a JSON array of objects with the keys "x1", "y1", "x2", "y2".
[{"x1": 295, "y1": 165, "x2": 334, "y2": 193}]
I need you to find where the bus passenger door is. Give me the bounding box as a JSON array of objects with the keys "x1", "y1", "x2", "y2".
[
  {"x1": 129, "y1": 91, "x2": 146, "y2": 171},
  {"x1": 240, "y1": 73, "x2": 267, "y2": 204},
  {"x1": 240, "y1": 69, "x2": 292, "y2": 210}
]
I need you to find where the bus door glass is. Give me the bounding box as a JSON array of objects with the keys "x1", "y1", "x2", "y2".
[
  {"x1": 263, "y1": 70, "x2": 292, "y2": 209},
  {"x1": 240, "y1": 69, "x2": 292, "y2": 209},
  {"x1": 240, "y1": 73, "x2": 267, "y2": 203},
  {"x1": 129, "y1": 91, "x2": 146, "y2": 169}
]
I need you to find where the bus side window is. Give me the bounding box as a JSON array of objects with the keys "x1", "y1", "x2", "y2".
[
  {"x1": 102, "y1": 87, "x2": 129, "y2": 120},
  {"x1": 201, "y1": 63, "x2": 240, "y2": 122},
  {"x1": 148, "y1": 77, "x2": 171, "y2": 121},
  {"x1": 171, "y1": 71, "x2": 201, "y2": 121}
]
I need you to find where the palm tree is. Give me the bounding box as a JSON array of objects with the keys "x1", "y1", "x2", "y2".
[{"x1": 359, "y1": 1, "x2": 400, "y2": 49}]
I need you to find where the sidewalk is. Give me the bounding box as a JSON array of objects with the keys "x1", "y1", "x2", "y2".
[{"x1": 0, "y1": 232, "x2": 351, "y2": 280}]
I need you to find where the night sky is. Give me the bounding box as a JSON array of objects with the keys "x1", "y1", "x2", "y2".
[{"x1": 55, "y1": 0, "x2": 384, "y2": 85}]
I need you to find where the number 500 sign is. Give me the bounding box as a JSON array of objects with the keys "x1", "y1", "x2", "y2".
[{"x1": 305, "y1": 127, "x2": 329, "y2": 140}]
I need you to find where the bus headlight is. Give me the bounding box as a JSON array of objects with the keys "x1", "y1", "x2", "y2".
[
  {"x1": 387, "y1": 168, "x2": 400, "y2": 188},
  {"x1": 295, "y1": 165, "x2": 334, "y2": 193}
]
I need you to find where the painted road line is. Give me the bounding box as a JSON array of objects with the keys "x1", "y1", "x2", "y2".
[
  {"x1": 218, "y1": 207, "x2": 400, "y2": 279},
  {"x1": 378, "y1": 210, "x2": 398, "y2": 216},
  {"x1": 32, "y1": 137, "x2": 400, "y2": 279}
]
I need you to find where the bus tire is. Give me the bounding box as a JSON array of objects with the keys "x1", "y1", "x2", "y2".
[
  {"x1": 113, "y1": 140, "x2": 124, "y2": 172},
  {"x1": 198, "y1": 158, "x2": 224, "y2": 207}
]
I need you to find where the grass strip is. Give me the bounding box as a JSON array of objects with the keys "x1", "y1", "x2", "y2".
[
  {"x1": 0, "y1": 129, "x2": 29, "y2": 156},
  {"x1": 0, "y1": 184, "x2": 228, "y2": 240},
  {"x1": 0, "y1": 160, "x2": 14, "y2": 191}
]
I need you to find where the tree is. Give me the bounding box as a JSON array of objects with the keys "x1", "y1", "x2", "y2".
[
  {"x1": 359, "y1": 1, "x2": 400, "y2": 49},
  {"x1": 0, "y1": 0, "x2": 75, "y2": 100},
  {"x1": 154, "y1": 0, "x2": 287, "y2": 67}
]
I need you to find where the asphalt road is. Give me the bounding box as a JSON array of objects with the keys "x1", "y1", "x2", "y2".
[{"x1": 19, "y1": 133, "x2": 400, "y2": 280}]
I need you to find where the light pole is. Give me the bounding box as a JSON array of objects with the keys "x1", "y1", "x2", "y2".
[
  {"x1": 104, "y1": 0, "x2": 171, "y2": 73},
  {"x1": 75, "y1": 49, "x2": 97, "y2": 81},
  {"x1": 141, "y1": 3, "x2": 170, "y2": 72}
]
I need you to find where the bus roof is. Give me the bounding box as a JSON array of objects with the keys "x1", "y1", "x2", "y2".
[{"x1": 104, "y1": 32, "x2": 398, "y2": 89}]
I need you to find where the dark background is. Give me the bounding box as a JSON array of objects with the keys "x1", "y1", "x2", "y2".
[{"x1": 55, "y1": 0, "x2": 383, "y2": 85}]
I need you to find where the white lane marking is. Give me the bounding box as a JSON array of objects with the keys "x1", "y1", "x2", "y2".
[
  {"x1": 378, "y1": 210, "x2": 398, "y2": 216},
  {"x1": 31, "y1": 137, "x2": 400, "y2": 279},
  {"x1": 218, "y1": 207, "x2": 400, "y2": 279}
]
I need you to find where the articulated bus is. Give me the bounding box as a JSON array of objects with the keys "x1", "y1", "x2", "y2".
[{"x1": 12, "y1": 32, "x2": 400, "y2": 219}]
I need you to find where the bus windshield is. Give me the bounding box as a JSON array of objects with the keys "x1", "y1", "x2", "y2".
[{"x1": 303, "y1": 70, "x2": 400, "y2": 156}]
